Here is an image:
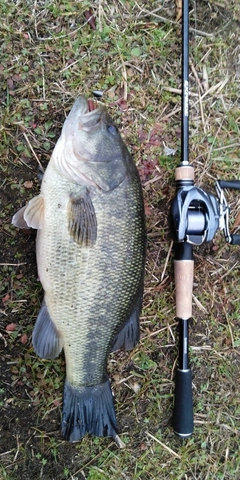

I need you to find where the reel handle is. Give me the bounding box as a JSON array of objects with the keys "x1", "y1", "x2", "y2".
[
  {"x1": 218, "y1": 180, "x2": 240, "y2": 190},
  {"x1": 215, "y1": 180, "x2": 240, "y2": 244}
]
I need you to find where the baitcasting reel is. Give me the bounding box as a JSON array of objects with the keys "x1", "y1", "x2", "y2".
[{"x1": 170, "y1": 165, "x2": 240, "y2": 247}]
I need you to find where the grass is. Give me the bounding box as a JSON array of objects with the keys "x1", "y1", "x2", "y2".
[{"x1": 0, "y1": 1, "x2": 240, "y2": 479}]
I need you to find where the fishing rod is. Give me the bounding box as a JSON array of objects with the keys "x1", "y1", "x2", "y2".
[{"x1": 169, "y1": 0, "x2": 240, "y2": 438}]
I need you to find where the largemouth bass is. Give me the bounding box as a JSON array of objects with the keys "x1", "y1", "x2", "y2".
[{"x1": 12, "y1": 97, "x2": 146, "y2": 442}]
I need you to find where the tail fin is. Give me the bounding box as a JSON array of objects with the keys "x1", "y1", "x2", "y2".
[{"x1": 61, "y1": 378, "x2": 117, "y2": 442}]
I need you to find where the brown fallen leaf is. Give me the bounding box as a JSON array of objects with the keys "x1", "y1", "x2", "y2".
[
  {"x1": 20, "y1": 333, "x2": 28, "y2": 344},
  {"x1": 16, "y1": 274, "x2": 23, "y2": 280},
  {"x1": 233, "y1": 211, "x2": 240, "y2": 229},
  {"x1": 84, "y1": 10, "x2": 96, "y2": 30},
  {"x1": 6, "y1": 323, "x2": 17, "y2": 332},
  {"x1": 176, "y1": 0, "x2": 182, "y2": 22},
  {"x1": 23, "y1": 180, "x2": 33, "y2": 189},
  {"x1": 144, "y1": 204, "x2": 152, "y2": 216},
  {"x1": 2, "y1": 293, "x2": 10, "y2": 304},
  {"x1": 138, "y1": 126, "x2": 147, "y2": 142},
  {"x1": 7, "y1": 78, "x2": 14, "y2": 89}
]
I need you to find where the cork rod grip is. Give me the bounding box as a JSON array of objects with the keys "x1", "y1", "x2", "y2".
[
  {"x1": 174, "y1": 259, "x2": 194, "y2": 319},
  {"x1": 175, "y1": 165, "x2": 194, "y2": 181}
]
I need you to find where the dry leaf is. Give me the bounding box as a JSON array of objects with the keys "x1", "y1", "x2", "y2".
[
  {"x1": 202, "y1": 65, "x2": 209, "y2": 92},
  {"x1": 20, "y1": 333, "x2": 28, "y2": 344},
  {"x1": 233, "y1": 211, "x2": 240, "y2": 229},
  {"x1": 7, "y1": 78, "x2": 14, "y2": 89},
  {"x1": 176, "y1": 0, "x2": 182, "y2": 22},
  {"x1": 2, "y1": 293, "x2": 10, "y2": 304},
  {"x1": 6, "y1": 323, "x2": 17, "y2": 332},
  {"x1": 144, "y1": 204, "x2": 152, "y2": 216},
  {"x1": 84, "y1": 10, "x2": 96, "y2": 30},
  {"x1": 23, "y1": 180, "x2": 33, "y2": 189}
]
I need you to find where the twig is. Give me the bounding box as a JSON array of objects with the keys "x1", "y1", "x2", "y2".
[
  {"x1": 125, "y1": 62, "x2": 144, "y2": 73},
  {"x1": 98, "y1": 0, "x2": 103, "y2": 33},
  {"x1": 161, "y1": 240, "x2": 173, "y2": 281},
  {"x1": 213, "y1": 143, "x2": 240, "y2": 152},
  {"x1": 117, "y1": 46, "x2": 128, "y2": 101},
  {"x1": 61, "y1": 57, "x2": 87, "y2": 72},
  {"x1": 113, "y1": 434, "x2": 125, "y2": 449},
  {"x1": 13, "y1": 435, "x2": 20, "y2": 462},
  {"x1": 192, "y1": 77, "x2": 229, "y2": 108},
  {"x1": 0, "y1": 449, "x2": 16, "y2": 456},
  {"x1": 162, "y1": 86, "x2": 198, "y2": 97},
  {"x1": 144, "y1": 175, "x2": 163, "y2": 187},
  {"x1": 198, "y1": 88, "x2": 206, "y2": 134},
  {"x1": 0, "y1": 333, "x2": 7, "y2": 346},
  {"x1": 34, "y1": 17, "x2": 95, "y2": 41},
  {"x1": 191, "y1": 346, "x2": 211, "y2": 351},
  {"x1": 135, "y1": 3, "x2": 214, "y2": 37},
  {"x1": 141, "y1": 322, "x2": 178, "y2": 341},
  {"x1": 161, "y1": 105, "x2": 181, "y2": 121},
  {"x1": 192, "y1": 294, "x2": 208, "y2": 314},
  {"x1": 168, "y1": 322, "x2": 176, "y2": 343},
  {"x1": 0, "y1": 263, "x2": 27, "y2": 266},
  {"x1": 146, "y1": 431, "x2": 181, "y2": 458},
  {"x1": 190, "y1": 60, "x2": 204, "y2": 94},
  {"x1": 214, "y1": 261, "x2": 239, "y2": 285},
  {"x1": 151, "y1": 245, "x2": 161, "y2": 277},
  {"x1": 171, "y1": 356, "x2": 178, "y2": 381},
  {"x1": 22, "y1": 132, "x2": 44, "y2": 171},
  {"x1": 223, "y1": 307, "x2": 235, "y2": 348}
]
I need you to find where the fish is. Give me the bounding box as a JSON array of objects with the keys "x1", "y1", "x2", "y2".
[{"x1": 12, "y1": 96, "x2": 146, "y2": 442}]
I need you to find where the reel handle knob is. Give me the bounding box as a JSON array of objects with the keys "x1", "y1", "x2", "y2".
[{"x1": 230, "y1": 235, "x2": 240, "y2": 245}]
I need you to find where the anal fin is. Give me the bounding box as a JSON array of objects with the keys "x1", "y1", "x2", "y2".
[
  {"x1": 32, "y1": 302, "x2": 63, "y2": 359},
  {"x1": 112, "y1": 293, "x2": 143, "y2": 352},
  {"x1": 62, "y1": 378, "x2": 117, "y2": 442}
]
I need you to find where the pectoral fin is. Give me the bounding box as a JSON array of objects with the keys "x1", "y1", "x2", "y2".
[
  {"x1": 32, "y1": 302, "x2": 63, "y2": 359},
  {"x1": 12, "y1": 204, "x2": 29, "y2": 229},
  {"x1": 12, "y1": 194, "x2": 44, "y2": 229},
  {"x1": 68, "y1": 190, "x2": 97, "y2": 246}
]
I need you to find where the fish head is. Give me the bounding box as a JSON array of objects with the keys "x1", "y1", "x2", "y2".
[{"x1": 54, "y1": 97, "x2": 131, "y2": 191}]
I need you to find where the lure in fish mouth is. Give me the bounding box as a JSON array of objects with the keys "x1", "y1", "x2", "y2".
[
  {"x1": 12, "y1": 96, "x2": 146, "y2": 443},
  {"x1": 66, "y1": 96, "x2": 102, "y2": 130}
]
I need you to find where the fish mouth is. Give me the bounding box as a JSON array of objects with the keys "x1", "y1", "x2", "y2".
[{"x1": 68, "y1": 96, "x2": 102, "y2": 131}]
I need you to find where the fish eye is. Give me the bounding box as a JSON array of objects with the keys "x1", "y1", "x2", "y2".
[{"x1": 107, "y1": 125, "x2": 118, "y2": 135}]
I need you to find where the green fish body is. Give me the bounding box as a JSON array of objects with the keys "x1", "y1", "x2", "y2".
[{"x1": 12, "y1": 97, "x2": 146, "y2": 442}]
